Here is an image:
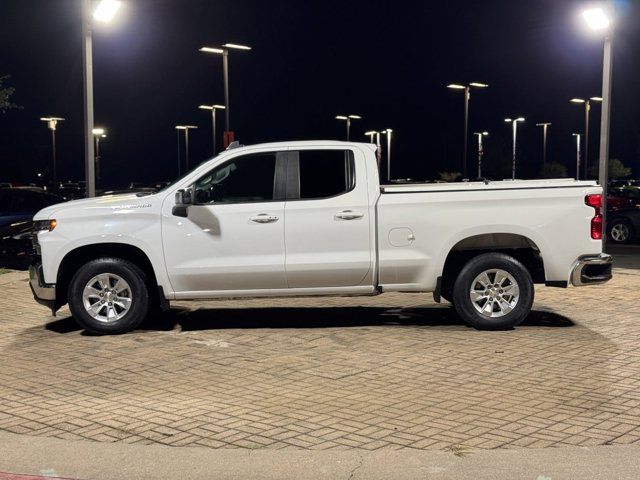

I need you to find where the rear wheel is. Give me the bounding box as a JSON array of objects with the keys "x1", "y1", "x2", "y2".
[
  {"x1": 68, "y1": 258, "x2": 149, "y2": 334},
  {"x1": 608, "y1": 219, "x2": 634, "y2": 244},
  {"x1": 452, "y1": 253, "x2": 534, "y2": 330}
]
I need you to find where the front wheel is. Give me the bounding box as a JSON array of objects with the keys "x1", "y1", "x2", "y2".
[
  {"x1": 452, "y1": 253, "x2": 534, "y2": 330},
  {"x1": 68, "y1": 258, "x2": 150, "y2": 334}
]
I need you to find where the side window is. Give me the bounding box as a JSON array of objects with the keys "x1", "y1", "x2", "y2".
[
  {"x1": 194, "y1": 153, "x2": 277, "y2": 204},
  {"x1": 298, "y1": 150, "x2": 355, "y2": 199}
]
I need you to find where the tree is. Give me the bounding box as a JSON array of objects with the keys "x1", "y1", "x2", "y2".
[
  {"x1": 540, "y1": 162, "x2": 568, "y2": 179},
  {"x1": 0, "y1": 75, "x2": 19, "y2": 113},
  {"x1": 439, "y1": 171, "x2": 461, "y2": 182},
  {"x1": 587, "y1": 158, "x2": 631, "y2": 180}
]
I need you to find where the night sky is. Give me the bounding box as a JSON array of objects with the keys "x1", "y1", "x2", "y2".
[{"x1": 1, "y1": 0, "x2": 639, "y2": 188}]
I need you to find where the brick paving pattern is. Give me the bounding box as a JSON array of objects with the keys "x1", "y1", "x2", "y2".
[{"x1": 1, "y1": 263, "x2": 640, "y2": 451}]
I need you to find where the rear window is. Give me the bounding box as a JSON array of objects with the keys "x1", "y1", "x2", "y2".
[{"x1": 298, "y1": 150, "x2": 355, "y2": 199}]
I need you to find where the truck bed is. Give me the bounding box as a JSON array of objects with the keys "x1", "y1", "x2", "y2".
[{"x1": 381, "y1": 179, "x2": 598, "y2": 194}]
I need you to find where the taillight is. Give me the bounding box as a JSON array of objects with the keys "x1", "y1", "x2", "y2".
[{"x1": 585, "y1": 194, "x2": 603, "y2": 240}]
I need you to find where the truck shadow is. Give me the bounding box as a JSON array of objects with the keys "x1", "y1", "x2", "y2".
[{"x1": 46, "y1": 305, "x2": 574, "y2": 334}]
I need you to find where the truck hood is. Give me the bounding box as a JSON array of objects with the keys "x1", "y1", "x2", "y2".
[{"x1": 33, "y1": 192, "x2": 158, "y2": 221}]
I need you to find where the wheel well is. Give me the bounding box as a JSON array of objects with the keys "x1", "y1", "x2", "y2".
[
  {"x1": 441, "y1": 234, "x2": 545, "y2": 294},
  {"x1": 56, "y1": 243, "x2": 159, "y2": 307}
]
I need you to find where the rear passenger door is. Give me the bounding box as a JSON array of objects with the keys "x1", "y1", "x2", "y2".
[{"x1": 284, "y1": 148, "x2": 373, "y2": 289}]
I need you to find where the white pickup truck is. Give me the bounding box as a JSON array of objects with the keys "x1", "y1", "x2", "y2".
[{"x1": 30, "y1": 141, "x2": 612, "y2": 334}]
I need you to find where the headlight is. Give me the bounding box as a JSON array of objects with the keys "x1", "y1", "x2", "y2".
[{"x1": 34, "y1": 219, "x2": 57, "y2": 232}]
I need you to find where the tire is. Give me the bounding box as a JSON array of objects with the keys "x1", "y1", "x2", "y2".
[
  {"x1": 452, "y1": 253, "x2": 534, "y2": 330},
  {"x1": 608, "y1": 219, "x2": 634, "y2": 244},
  {"x1": 68, "y1": 257, "x2": 150, "y2": 334}
]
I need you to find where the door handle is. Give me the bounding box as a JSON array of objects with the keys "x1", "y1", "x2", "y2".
[
  {"x1": 250, "y1": 213, "x2": 279, "y2": 224},
  {"x1": 334, "y1": 210, "x2": 364, "y2": 221}
]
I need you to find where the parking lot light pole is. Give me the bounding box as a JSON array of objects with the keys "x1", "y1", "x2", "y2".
[
  {"x1": 581, "y1": 3, "x2": 614, "y2": 249},
  {"x1": 447, "y1": 82, "x2": 488, "y2": 178},
  {"x1": 535, "y1": 123, "x2": 552, "y2": 167},
  {"x1": 504, "y1": 117, "x2": 525, "y2": 180},
  {"x1": 198, "y1": 104, "x2": 226, "y2": 156},
  {"x1": 92, "y1": 128, "x2": 107, "y2": 185},
  {"x1": 335, "y1": 115, "x2": 362, "y2": 141},
  {"x1": 570, "y1": 97, "x2": 602, "y2": 178},
  {"x1": 383, "y1": 129, "x2": 393, "y2": 182},
  {"x1": 40, "y1": 117, "x2": 65, "y2": 188},
  {"x1": 573, "y1": 133, "x2": 582, "y2": 180},
  {"x1": 175, "y1": 125, "x2": 198, "y2": 172},
  {"x1": 200, "y1": 44, "x2": 251, "y2": 147},
  {"x1": 365, "y1": 130, "x2": 383, "y2": 172},
  {"x1": 473, "y1": 131, "x2": 488, "y2": 178},
  {"x1": 82, "y1": 0, "x2": 122, "y2": 198}
]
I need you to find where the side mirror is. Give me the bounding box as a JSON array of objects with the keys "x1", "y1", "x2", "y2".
[
  {"x1": 172, "y1": 187, "x2": 193, "y2": 217},
  {"x1": 175, "y1": 188, "x2": 193, "y2": 206}
]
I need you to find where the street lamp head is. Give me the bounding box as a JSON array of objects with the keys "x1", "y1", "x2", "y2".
[
  {"x1": 93, "y1": 0, "x2": 122, "y2": 23},
  {"x1": 582, "y1": 7, "x2": 611, "y2": 31},
  {"x1": 222, "y1": 43, "x2": 252, "y2": 50},
  {"x1": 335, "y1": 115, "x2": 348, "y2": 121},
  {"x1": 199, "y1": 46, "x2": 225, "y2": 54},
  {"x1": 504, "y1": 118, "x2": 512, "y2": 123},
  {"x1": 348, "y1": 115, "x2": 362, "y2": 120},
  {"x1": 516, "y1": 117, "x2": 525, "y2": 122},
  {"x1": 573, "y1": 133, "x2": 582, "y2": 137},
  {"x1": 41, "y1": 117, "x2": 64, "y2": 130},
  {"x1": 365, "y1": 131, "x2": 378, "y2": 136},
  {"x1": 590, "y1": 96, "x2": 603, "y2": 102},
  {"x1": 536, "y1": 122, "x2": 552, "y2": 127},
  {"x1": 469, "y1": 82, "x2": 489, "y2": 88},
  {"x1": 384, "y1": 128, "x2": 393, "y2": 134},
  {"x1": 447, "y1": 84, "x2": 466, "y2": 90},
  {"x1": 92, "y1": 128, "x2": 106, "y2": 135},
  {"x1": 199, "y1": 104, "x2": 227, "y2": 110},
  {"x1": 570, "y1": 98, "x2": 586, "y2": 104},
  {"x1": 175, "y1": 125, "x2": 198, "y2": 130}
]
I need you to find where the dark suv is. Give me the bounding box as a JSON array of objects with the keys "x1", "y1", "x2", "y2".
[{"x1": 0, "y1": 188, "x2": 64, "y2": 228}]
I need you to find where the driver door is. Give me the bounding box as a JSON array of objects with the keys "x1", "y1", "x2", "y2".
[{"x1": 161, "y1": 151, "x2": 288, "y2": 295}]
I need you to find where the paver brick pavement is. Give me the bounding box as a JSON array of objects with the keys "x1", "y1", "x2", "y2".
[{"x1": 1, "y1": 261, "x2": 640, "y2": 451}]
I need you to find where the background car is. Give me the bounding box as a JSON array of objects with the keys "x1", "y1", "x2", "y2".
[
  {"x1": 0, "y1": 187, "x2": 65, "y2": 228},
  {"x1": 0, "y1": 220, "x2": 35, "y2": 270},
  {"x1": 608, "y1": 209, "x2": 640, "y2": 244}
]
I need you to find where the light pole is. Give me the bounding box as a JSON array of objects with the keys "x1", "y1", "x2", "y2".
[
  {"x1": 40, "y1": 116, "x2": 65, "y2": 189},
  {"x1": 473, "y1": 131, "x2": 488, "y2": 178},
  {"x1": 447, "y1": 82, "x2": 488, "y2": 178},
  {"x1": 92, "y1": 128, "x2": 107, "y2": 186},
  {"x1": 365, "y1": 130, "x2": 383, "y2": 173},
  {"x1": 175, "y1": 125, "x2": 198, "y2": 172},
  {"x1": 335, "y1": 115, "x2": 362, "y2": 140},
  {"x1": 175, "y1": 128, "x2": 181, "y2": 177},
  {"x1": 504, "y1": 117, "x2": 525, "y2": 180},
  {"x1": 581, "y1": 4, "x2": 614, "y2": 248},
  {"x1": 200, "y1": 44, "x2": 251, "y2": 148},
  {"x1": 573, "y1": 133, "x2": 582, "y2": 180},
  {"x1": 365, "y1": 131, "x2": 377, "y2": 143},
  {"x1": 82, "y1": 0, "x2": 123, "y2": 198},
  {"x1": 198, "y1": 104, "x2": 226, "y2": 156},
  {"x1": 570, "y1": 97, "x2": 602, "y2": 178},
  {"x1": 535, "y1": 123, "x2": 552, "y2": 167},
  {"x1": 382, "y1": 129, "x2": 393, "y2": 182}
]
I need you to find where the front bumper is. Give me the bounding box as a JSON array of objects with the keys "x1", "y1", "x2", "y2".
[
  {"x1": 29, "y1": 263, "x2": 57, "y2": 312},
  {"x1": 571, "y1": 253, "x2": 613, "y2": 286}
]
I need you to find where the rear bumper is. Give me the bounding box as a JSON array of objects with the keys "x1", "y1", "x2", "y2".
[
  {"x1": 29, "y1": 263, "x2": 57, "y2": 311},
  {"x1": 570, "y1": 254, "x2": 613, "y2": 286}
]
